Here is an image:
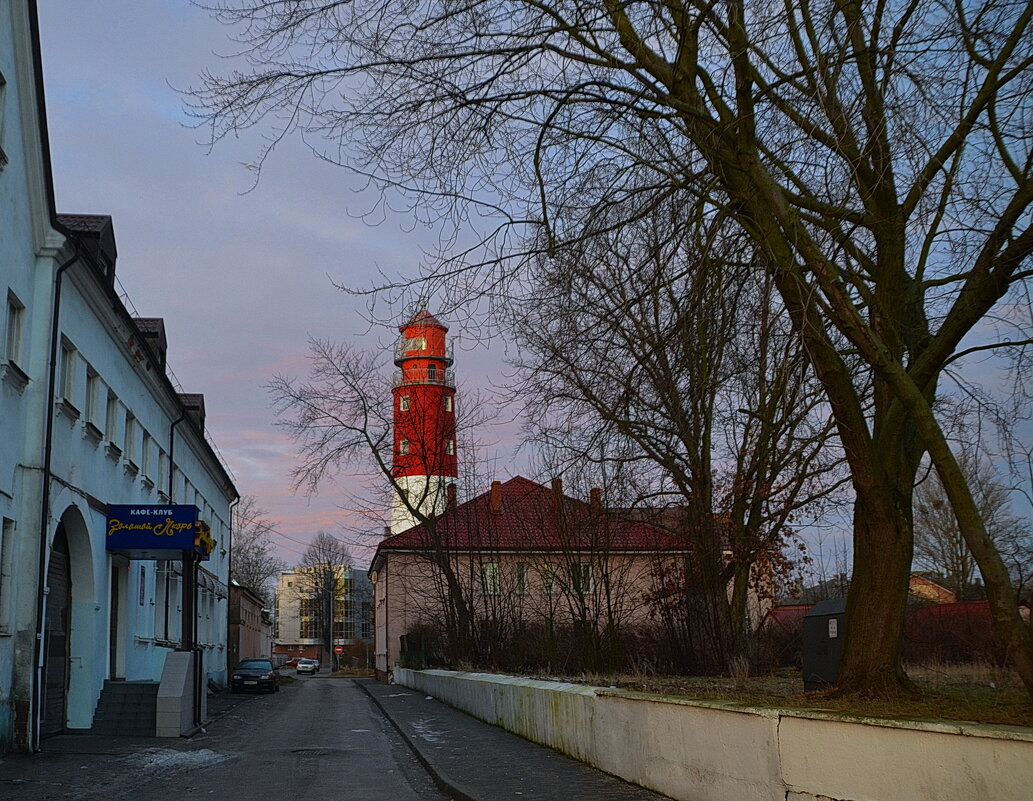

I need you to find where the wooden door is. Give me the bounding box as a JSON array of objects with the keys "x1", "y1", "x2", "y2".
[{"x1": 41, "y1": 525, "x2": 71, "y2": 737}]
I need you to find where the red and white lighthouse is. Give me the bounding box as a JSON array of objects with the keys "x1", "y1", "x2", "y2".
[{"x1": 390, "y1": 310, "x2": 458, "y2": 533}]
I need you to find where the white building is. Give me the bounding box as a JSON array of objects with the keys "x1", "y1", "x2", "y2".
[{"x1": 0, "y1": 2, "x2": 238, "y2": 751}]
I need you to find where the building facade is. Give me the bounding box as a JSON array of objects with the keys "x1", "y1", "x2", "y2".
[
  {"x1": 0, "y1": 2, "x2": 237, "y2": 751},
  {"x1": 273, "y1": 566, "x2": 373, "y2": 668},
  {"x1": 369, "y1": 476, "x2": 694, "y2": 678},
  {"x1": 228, "y1": 581, "x2": 273, "y2": 668}
]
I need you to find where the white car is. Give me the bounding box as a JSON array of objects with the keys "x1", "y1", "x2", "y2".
[{"x1": 296, "y1": 658, "x2": 320, "y2": 675}]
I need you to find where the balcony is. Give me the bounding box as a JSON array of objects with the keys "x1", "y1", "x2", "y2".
[
  {"x1": 393, "y1": 367, "x2": 456, "y2": 389},
  {"x1": 394, "y1": 337, "x2": 454, "y2": 366}
]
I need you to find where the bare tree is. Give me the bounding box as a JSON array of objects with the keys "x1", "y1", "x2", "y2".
[
  {"x1": 511, "y1": 204, "x2": 844, "y2": 672},
  {"x1": 292, "y1": 531, "x2": 354, "y2": 663},
  {"x1": 269, "y1": 334, "x2": 496, "y2": 665},
  {"x1": 193, "y1": 1, "x2": 1033, "y2": 698},
  {"x1": 915, "y1": 453, "x2": 1033, "y2": 601},
  {"x1": 231, "y1": 495, "x2": 287, "y2": 603}
]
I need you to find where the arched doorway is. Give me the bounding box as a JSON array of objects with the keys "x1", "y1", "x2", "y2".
[{"x1": 41, "y1": 523, "x2": 71, "y2": 737}]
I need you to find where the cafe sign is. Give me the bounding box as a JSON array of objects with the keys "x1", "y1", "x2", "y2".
[{"x1": 106, "y1": 505, "x2": 215, "y2": 560}]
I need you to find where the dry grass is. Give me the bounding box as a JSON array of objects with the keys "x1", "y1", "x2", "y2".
[
  {"x1": 577, "y1": 662, "x2": 1033, "y2": 729},
  {"x1": 331, "y1": 667, "x2": 375, "y2": 678}
]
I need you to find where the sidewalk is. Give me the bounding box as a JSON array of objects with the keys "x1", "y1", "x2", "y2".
[{"x1": 357, "y1": 678, "x2": 671, "y2": 801}]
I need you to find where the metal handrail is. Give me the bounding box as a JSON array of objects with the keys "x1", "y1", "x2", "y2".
[{"x1": 392, "y1": 368, "x2": 456, "y2": 389}]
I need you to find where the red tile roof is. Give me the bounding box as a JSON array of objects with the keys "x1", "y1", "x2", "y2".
[{"x1": 376, "y1": 476, "x2": 692, "y2": 556}]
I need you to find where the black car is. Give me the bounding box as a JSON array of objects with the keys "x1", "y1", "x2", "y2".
[{"x1": 231, "y1": 658, "x2": 280, "y2": 693}]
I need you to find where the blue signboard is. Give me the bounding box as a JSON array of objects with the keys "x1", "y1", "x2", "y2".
[{"x1": 106, "y1": 505, "x2": 214, "y2": 560}]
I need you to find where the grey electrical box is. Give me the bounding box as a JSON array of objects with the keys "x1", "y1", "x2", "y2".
[{"x1": 802, "y1": 598, "x2": 847, "y2": 691}]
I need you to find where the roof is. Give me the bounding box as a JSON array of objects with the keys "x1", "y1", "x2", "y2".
[
  {"x1": 134, "y1": 317, "x2": 165, "y2": 335},
  {"x1": 762, "y1": 604, "x2": 810, "y2": 629},
  {"x1": 375, "y1": 476, "x2": 692, "y2": 562},
  {"x1": 55, "y1": 213, "x2": 112, "y2": 233},
  {"x1": 400, "y1": 308, "x2": 448, "y2": 332},
  {"x1": 178, "y1": 393, "x2": 205, "y2": 411},
  {"x1": 805, "y1": 598, "x2": 847, "y2": 617}
]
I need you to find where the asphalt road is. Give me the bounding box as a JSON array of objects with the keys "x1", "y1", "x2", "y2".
[{"x1": 0, "y1": 676, "x2": 451, "y2": 801}]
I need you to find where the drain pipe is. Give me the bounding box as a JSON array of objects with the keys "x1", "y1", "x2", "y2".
[
  {"x1": 226, "y1": 496, "x2": 239, "y2": 669},
  {"x1": 168, "y1": 415, "x2": 184, "y2": 502},
  {"x1": 168, "y1": 414, "x2": 203, "y2": 727},
  {"x1": 32, "y1": 242, "x2": 81, "y2": 752}
]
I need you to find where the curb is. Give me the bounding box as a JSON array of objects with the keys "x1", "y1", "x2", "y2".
[{"x1": 355, "y1": 678, "x2": 479, "y2": 801}]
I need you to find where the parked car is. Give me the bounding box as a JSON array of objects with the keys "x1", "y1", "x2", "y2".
[
  {"x1": 296, "y1": 658, "x2": 320, "y2": 675},
  {"x1": 231, "y1": 659, "x2": 280, "y2": 693},
  {"x1": 280, "y1": 657, "x2": 300, "y2": 669}
]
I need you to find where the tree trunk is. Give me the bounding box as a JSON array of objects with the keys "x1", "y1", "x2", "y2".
[
  {"x1": 728, "y1": 561, "x2": 752, "y2": 657},
  {"x1": 835, "y1": 483, "x2": 916, "y2": 696}
]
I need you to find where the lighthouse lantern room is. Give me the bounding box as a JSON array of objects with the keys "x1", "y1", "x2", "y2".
[{"x1": 390, "y1": 310, "x2": 458, "y2": 533}]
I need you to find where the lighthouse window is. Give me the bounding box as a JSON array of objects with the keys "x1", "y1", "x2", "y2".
[
  {"x1": 446, "y1": 439, "x2": 455, "y2": 455},
  {"x1": 400, "y1": 395, "x2": 410, "y2": 411},
  {"x1": 428, "y1": 363, "x2": 437, "y2": 381},
  {"x1": 406, "y1": 337, "x2": 426, "y2": 352},
  {"x1": 400, "y1": 439, "x2": 410, "y2": 454},
  {"x1": 444, "y1": 396, "x2": 453, "y2": 412}
]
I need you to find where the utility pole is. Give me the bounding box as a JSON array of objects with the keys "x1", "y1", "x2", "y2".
[{"x1": 324, "y1": 564, "x2": 333, "y2": 670}]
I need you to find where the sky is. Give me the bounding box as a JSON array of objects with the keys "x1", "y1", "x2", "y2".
[
  {"x1": 41, "y1": 2, "x2": 1031, "y2": 587},
  {"x1": 36, "y1": 2, "x2": 522, "y2": 567}
]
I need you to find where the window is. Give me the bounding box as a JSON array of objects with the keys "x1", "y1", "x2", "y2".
[
  {"x1": 59, "y1": 339, "x2": 77, "y2": 403},
  {"x1": 543, "y1": 563, "x2": 558, "y2": 595},
  {"x1": 158, "y1": 450, "x2": 169, "y2": 495},
  {"x1": 105, "y1": 393, "x2": 120, "y2": 445},
  {"x1": 427, "y1": 363, "x2": 437, "y2": 381},
  {"x1": 400, "y1": 439, "x2": 410, "y2": 454},
  {"x1": 124, "y1": 411, "x2": 137, "y2": 464},
  {"x1": 480, "y1": 562, "x2": 500, "y2": 595},
  {"x1": 85, "y1": 368, "x2": 100, "y2": 426},
  {"x1": 406, "y1": 337, "x2": 427, "y2": 352},
  {"x1": 446, "y1": 439, "x2": 455, "y2": 455},
  {"x1": 572, "y1": 563, "x2": 593, "y2": 595},
  {"x1": 0, "y1": 518, "x2": 13, "y2": 633},
  {"x1": 361, "y1": 602, "x2": 373, "y2": 640},
  {"x1": 444, "y1": 395, "x2": 453, "y2": 412},
  {"x1": 400, "y1": 395, "x2": 410, "y2": 411},
  {"x1": 300, "y1": 596, "x2": 319, "y2": 639},
  {"x1": 5, "y1": 291, "x2": 24, "y2": 364},
  {"x1": 141, "y1": 431, "x2": 153, "y2": 477},
  {"x1": 516, "y1": 563, "x2": 529, "y2": 595}
]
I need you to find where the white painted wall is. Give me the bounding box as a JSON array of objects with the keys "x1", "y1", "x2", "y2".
[
  {"x1": 390, "y1": 474, "x2": 455, "y2": 534},
  {"x1": 395, "y1": 669, "x2": 1033, "y2": 801}
]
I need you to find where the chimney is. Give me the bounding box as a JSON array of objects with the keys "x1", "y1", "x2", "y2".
[
  {"x1": 383, "y1": 525, "x2": 391, "y2": 538},
  {"x1": 589, "y1": 487, "x2": 601, "y2": 512},
  {"x1": 447, "y1": 483, "x2": 457, "y2": 510},
  {"x1": 551, "y1": 477, "x2": 563, "y2": 515},
  {"x1": 490, "y1": 481, "x2": 502, "y2": 513}
]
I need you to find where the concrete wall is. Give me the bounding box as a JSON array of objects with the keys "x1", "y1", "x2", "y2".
[
  {"x1": 395, "y1": 669, "x2": 1033, "y2": 801},
  {"x1": 156, "y1": 650, "x2": 206, "y2": 738}
]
